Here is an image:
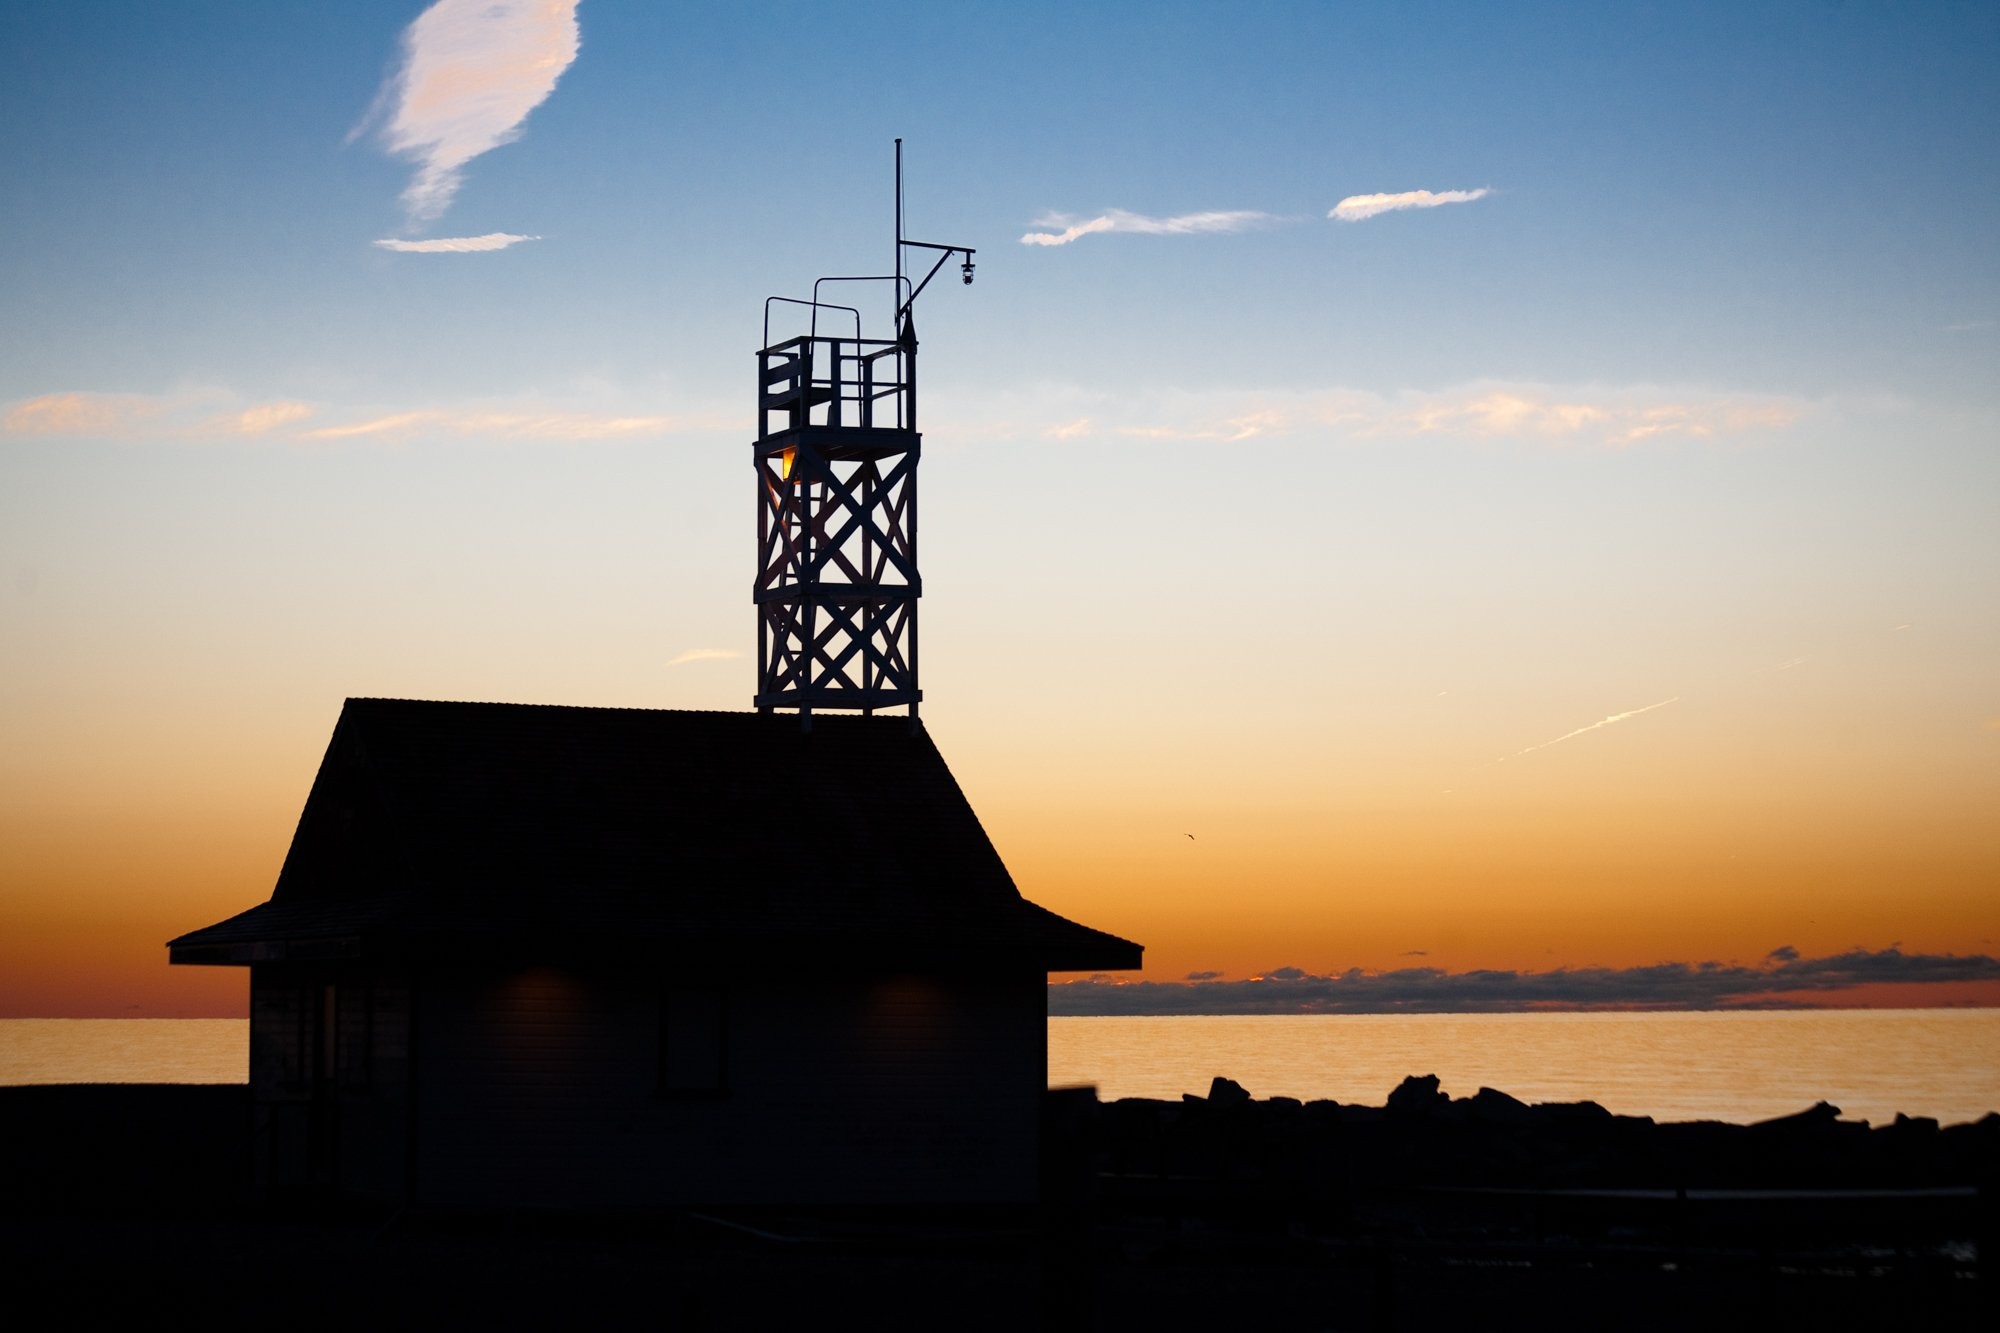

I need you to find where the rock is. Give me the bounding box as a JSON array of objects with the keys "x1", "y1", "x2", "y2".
[
  {"x1": 1750, "y1": 1100, "x2": 1843, "y2": 1132},
  {"x1": 1461, "y1": 1086, "x2": 1534, "y2": 1125},
  {"x1": 1206, "y1": 1076, "x2": 1252, "y2": 1107},
  {"x1": 1386, "y1": 1074, "x2": 1449, "y2": 1117},
  {"x1": 1532, "y1": 1099, "x2": 1615, "y2": 1125}
]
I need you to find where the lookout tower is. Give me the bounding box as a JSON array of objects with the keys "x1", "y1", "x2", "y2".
[{"x1": 754, "y1": 143, "x2": 974, "y2": 724}]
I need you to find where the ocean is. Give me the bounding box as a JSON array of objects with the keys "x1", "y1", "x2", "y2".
[
  {"x1": 1050, "y1": 1009, "x2": 2000, "y2": 1126},
  {"x1": 4, "y1": 1010, "x2": 1996, "y2": 1126}
]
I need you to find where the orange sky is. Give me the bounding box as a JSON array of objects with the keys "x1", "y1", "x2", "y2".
[{"x1": 2, "y1": 654, "x2": 1992, "y2": 1016}]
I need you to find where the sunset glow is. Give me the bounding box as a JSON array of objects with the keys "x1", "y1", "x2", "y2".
[{"x1": 3, "y1": 3, "x2": 1996, "y2": 1017}]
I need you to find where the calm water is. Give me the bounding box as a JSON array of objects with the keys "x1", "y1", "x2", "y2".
[
  {"x1": 1050, "y1": 1010, "x2": 2000, "y2": 1127},
  {"x1": 0, "y1": 1020, "x2": 247, "y2": 1086},
  {"x1": 5, "y1": 1012, "x2": 1995, "y2": 1127}
]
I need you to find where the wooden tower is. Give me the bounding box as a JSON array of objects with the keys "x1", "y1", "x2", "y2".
[{"x1": 753, "y1": 143, "x2": 974, "y2": 724}]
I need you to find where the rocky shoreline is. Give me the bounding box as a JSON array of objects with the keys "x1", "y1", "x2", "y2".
[
  {"x1": 3, "y1": 1080, "x2": 1992, "y2": 1329},
  {"x1": 1060, "y1": 1074, "x2": 1999, "y2": 1193}
]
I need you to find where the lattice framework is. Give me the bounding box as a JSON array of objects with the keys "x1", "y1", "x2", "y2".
[{"x1": 754, "y1": 334, "x2": 922, "y2": 716}]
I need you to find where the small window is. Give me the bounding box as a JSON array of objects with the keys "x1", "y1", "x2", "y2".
[{"x1": 659, "y1": 986, "x2": 727, "y2": 1096}]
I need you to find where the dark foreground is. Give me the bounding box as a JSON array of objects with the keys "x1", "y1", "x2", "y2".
[{"x1": 2, "y1": 1078, "x2": 1992, "y2": 1330}]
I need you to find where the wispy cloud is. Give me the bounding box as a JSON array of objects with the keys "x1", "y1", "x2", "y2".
[
  {"x1": 668, "y1": 648, "x2": 741, "y2": 667},
  {"x1": 1049, "y1": 947, "x2": 2000, "y2": 1016},
  {"x1": 298, "y1": 411, "x2": 447, "y2": 440},
  {"x1": 366, "y1": 0, "x2": 581, "y2": 226},
  {"x1": 1504, "y1": 696, "x2": 1679, "y2": 761},
  {"x1": 1021, "y1": 208, "x2": 1277, "y2": 247},
  {"x1": 930, "y1": 381, "x2": 1811, "y2": 449},
  {"x1": 210, "y1": 401, "x2": 316, "y2": 435},
  {"x1": 2, "y1": 390, "x2": 698, "y2": 443},
  {"x1": 373, "y1": 232, "x2": 540, "y2": 253},
  {"x1": 1021, "y1": 189, "x2": 1493, "y2": 245},
  {"x1": 3, "y1": 392, "x2": 166, "y2": 437},
  {"x1": 297, "y1": 410, "x2": 682, "y2": 441},
  {"x1": 5, "y1": 391, "x2": 316, "y2": 439},
  {"x1": 1330, "y1": 187, "x2": 1490, "y2": 221}
]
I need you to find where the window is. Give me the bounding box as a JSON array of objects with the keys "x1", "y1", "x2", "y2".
[{"x1": 659, "y1": 986, "x2": 728, "y2": 1096}]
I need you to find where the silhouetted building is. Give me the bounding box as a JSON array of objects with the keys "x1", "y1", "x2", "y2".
[
  {"x1": 172, "y1": 151, "x2": 1138, "y2": 1207},
  {"x1": 170, "y1": 698, "x2": 1140, "y2": 1207}
]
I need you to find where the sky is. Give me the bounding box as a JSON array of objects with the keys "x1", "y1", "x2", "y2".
[{"x1": 2, "y1": 1, "x2": 1996, "y2": 1016}]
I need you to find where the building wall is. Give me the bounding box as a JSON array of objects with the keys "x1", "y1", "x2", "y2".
[
  {"x1": 408, "y1": 963, "x2": 1046, "y2": 1209},
  {"x1": 247, "y1": 963, "x2": 412, "y2": 1199}
]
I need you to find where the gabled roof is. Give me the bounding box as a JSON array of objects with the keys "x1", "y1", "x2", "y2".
[{"x1": 170, "y1": 698, "x2": 1141, "y2": 972}]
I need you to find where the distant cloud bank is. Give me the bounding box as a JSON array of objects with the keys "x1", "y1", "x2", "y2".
[
  {"x1": 362, "y1": 0, "x2": 579, "y2": 240},
  {"x1": 373, "y1": 232, "x2": 540, "y2": 253},
  {"x1": 1331, "y1": 187, "x2": 1490, "y2": 221},
  {"x1": 1021, "y1": 208, "x2": 1276, "y2": 247},
  {"x1": 1050, "y1": 947, "x2": 2000, "y2": 1015}
]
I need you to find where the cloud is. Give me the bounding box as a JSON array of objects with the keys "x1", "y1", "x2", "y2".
[
  {"x1": 1047, "y1": 947, "x2": 2000, "y2": 1015},
  {"x1": 5, "y1": 392, "x2": 314, "y2": 439},
  {"x1": 1330, "y1": 188, "x2": 1490, "y2": 221},
  {"x1": 298, "y1": 410, "x2": 681, "y2": 441},
  {"x1": 1019, "y1": 190, "x2": 1492, "y2": 245},
  {"x1": 3, "y1": 392, "x2": 165, "y2": 436},
  {"x1": 1021, "y1": 208, "x2": 1277, "y2": 247},
  {"x1": 368, "y1": 0, "x2": 581, "y2": 225},
  {"x1": 373, "y1": 232, "x2": 541, "y2": 253},
  {"x1": 667, "y1": 648, "x2": 740, "y2": 667},
  {"x1": 1503, "y1": 696, "x2": 1679, "y2": 761},
  {"x1": 298, "y1": 411, "x2": 446, "y2": 439},
  {"x1": 925, "y1": 380, "x2": 1811, "y2": 449},
  {"x1": 212, "y1": 401, "x2": 316, "y2": 434},
  {"x1": 2, "y1": 390, "x2": 697, "y2": 444}
]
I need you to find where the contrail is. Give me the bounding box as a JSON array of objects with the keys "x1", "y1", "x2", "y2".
[
  {"x1": 1750, "y1": 656, "x2": 1806, "y2": 676},
  {"x1": 1503, "y1": 696, "x2": 1679, "y2": 761}
]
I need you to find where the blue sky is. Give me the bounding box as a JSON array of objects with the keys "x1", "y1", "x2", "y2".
[
  {"x1": 2, "y1": 1, "x2": 1996, "y2": 1011},
  {"x1": 7, "y1": 2, "x2": 1993, "y2": 402}
]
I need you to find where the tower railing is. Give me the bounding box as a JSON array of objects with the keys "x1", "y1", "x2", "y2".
[
  {"x1": 759, "y1": 288, "x2": 919, "y2": 441},
  {"x1": 757, "y1": 334, "x2": 913, "y2": 439}
]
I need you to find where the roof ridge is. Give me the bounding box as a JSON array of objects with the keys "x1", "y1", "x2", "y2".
[{"x1": 344, "y1": 697, "x2": 922, "y2": 723}]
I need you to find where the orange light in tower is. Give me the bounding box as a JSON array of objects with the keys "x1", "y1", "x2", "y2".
[{"x1": 780, "y1": 446, "x2": 796, "y2": 480}]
